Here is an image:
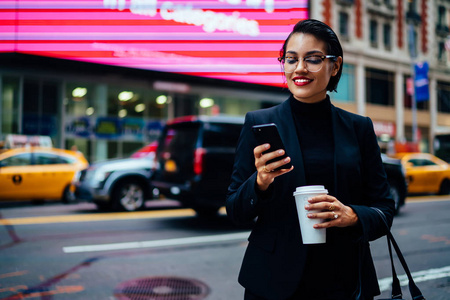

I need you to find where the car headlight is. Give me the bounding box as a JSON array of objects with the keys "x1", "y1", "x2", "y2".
[
  {"x1": 91, "y1": 171, "x2": 112, "y2": 188},
  {"x1": 73, "y1": 170, "x2": 82, "y2": 183}
]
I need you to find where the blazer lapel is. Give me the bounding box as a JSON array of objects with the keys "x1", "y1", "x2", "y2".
[
  {"x1": 330, "y1": 104, "x2": 359, "y2": 198},
  {"x1": 276, "y1": 100, "x2": 306, "y2": 187}
]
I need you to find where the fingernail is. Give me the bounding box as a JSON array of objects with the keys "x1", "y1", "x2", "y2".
[
  {"x1": 307, "y1": 213, "x2": 313, "y2": 218},
  {"x1": 284, "y1": 157, "x2": 289, "y2": 162},
  {"x1": 264, "y1": 144, "x2": 269, "y2": 149},
  {"x1": 305, "y1": 204, "x2": 310, "y2": 210},
  {"x1": 278, "y1": 150, "x2": 284, "y2": 155}
]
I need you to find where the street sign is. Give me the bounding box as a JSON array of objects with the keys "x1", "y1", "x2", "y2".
[{"x1": 414, "y1": 62, "x2": 429, "y2": 102}]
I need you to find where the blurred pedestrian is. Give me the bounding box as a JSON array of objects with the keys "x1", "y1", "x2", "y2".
[
  {"x1": 70, "y1": 145, "x2": 80, "y2": 153},
  {"x1": 226, "y1": 19, "x2": 395, "y2": 300}
]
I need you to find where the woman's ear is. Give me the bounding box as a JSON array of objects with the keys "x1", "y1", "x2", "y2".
[{"x1": 332, "y1": 56, "x2": 343, "y2": 76}]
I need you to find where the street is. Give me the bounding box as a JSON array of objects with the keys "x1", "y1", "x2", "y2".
[{"x1": 0, "y1": 196, "x2": 449, "y2": 300}]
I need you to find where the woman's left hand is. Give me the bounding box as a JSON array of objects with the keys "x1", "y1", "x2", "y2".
[{"x1": 305, "y1": 195, "x2": 358, "y2": 228}]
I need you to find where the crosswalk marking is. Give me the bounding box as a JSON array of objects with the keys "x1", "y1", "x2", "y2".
[{"x1": 378, "y1": 265, "x2": 450, "y2": 292}]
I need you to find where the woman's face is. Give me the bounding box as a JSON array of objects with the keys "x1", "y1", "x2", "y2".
[{"x1": 283, "y1": 33, "x2": 342, "y2": 103}]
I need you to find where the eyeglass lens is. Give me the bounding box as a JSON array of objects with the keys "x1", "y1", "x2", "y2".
[{"x1": 283, "y1": 56, "x2": 325, "y2": 73}]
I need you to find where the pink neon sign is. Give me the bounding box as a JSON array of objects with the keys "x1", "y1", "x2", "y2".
[{"x1": 0, "y1": 0, "x2": 308, "y2": 87}]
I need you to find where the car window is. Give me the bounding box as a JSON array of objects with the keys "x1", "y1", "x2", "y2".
[
  {"x1": 203, "y1": 123, "x2": 243, "y2": 148},
  {"x1": 34, "y1": 152, "x2": 72, "y2": 165},
  {"x1": 163, "y1": 123, "x2": 200, "y2": 152},
  {"x1": 408, "y1": 158, "x2": 437, "y2": 167},
  {"x1": 0, "y1": 153, "x2": 32, "y2": 166}
]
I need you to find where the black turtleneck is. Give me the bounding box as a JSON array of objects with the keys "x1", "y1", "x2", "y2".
[
  {"x1": 289, "y1": 95, "x2": 335, "y2": 195},
  {"x1": 289, "y1": 95, "x2": 350, "y2": 298}
]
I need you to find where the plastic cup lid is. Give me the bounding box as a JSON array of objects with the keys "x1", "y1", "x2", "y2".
[{"x1": 293, "y1": 185, "x2": 328, "y2": 195}]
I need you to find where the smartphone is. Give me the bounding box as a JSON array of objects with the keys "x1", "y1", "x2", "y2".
[{"x1": 252, "y1": 123, "x2": 292, "y2": 171}]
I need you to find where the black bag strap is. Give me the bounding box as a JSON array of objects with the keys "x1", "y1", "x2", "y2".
[
  {"x1": 371, "y1": 207, "x2": 425, "y2": 300},
  {"x1": 386, "y1": 231, "x2": 402, "y2": 298}
]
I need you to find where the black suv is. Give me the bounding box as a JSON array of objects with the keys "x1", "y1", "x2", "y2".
[
  {"x1": 152, "y1": 115, "x2": 244, "y2": 216},
  {"x1": 152, "y1": 116, "x2": 407, "y2": 216}
]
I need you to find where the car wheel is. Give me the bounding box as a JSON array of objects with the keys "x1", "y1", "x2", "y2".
[
  {"x1": 389, "y1": 183, "x2": 401, "y2": 215},
  {"x1": 439, "y1": 179, "x2": 450, "y2": 195},
  {"x1": 111, "y1": 179, "x2": 146, "y2": 212},
  {"x1": 62, "y1": 185, "x2": 76, "y2": 204}
]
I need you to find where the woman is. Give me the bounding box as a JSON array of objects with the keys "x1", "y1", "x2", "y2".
[{"x1": 226, "y1": 19, "x2": 395, "y2": 300}]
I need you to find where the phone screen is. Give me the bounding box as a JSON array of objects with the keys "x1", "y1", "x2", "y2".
[{"x1": 252, "y1": 123, "x2": 292, "y2": 170}]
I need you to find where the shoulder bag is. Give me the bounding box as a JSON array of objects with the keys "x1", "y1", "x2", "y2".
[{"x1": 356, "y1": 207, "x2": 426, "y2": 300}]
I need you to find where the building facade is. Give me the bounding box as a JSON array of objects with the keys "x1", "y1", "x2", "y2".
[{"x1": 310, "y1": 0, "x2": 450, "y2": 156}]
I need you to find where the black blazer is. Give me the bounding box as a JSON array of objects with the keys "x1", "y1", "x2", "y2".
[{"x1": 226, "y1": 97, "x2": 395, "y2": 300}]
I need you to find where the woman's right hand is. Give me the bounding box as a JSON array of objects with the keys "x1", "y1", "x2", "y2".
[{"x1": 254, "y1": 143, "x2": 293, "y2": 191}]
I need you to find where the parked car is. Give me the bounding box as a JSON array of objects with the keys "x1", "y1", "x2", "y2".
[
  {"x1": 381, "y1": 154, "x2": 407, "y2": 214},
  {"x1": 392, "y1": 152, "x2": 450, "y2": 195},
  {"x1": 0, "y1": 147, "x2": 88, "y2": 202},
  {"x1": 152, "y1": 116, "x2": 407, "y2": 217},
  {"x1": 75, "y1": 143, "x2": 157, "y2": 211}
]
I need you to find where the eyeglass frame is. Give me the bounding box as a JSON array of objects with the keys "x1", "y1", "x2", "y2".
[{"x1": 277, "y1": 54, "x2": 338, "y2": 73}]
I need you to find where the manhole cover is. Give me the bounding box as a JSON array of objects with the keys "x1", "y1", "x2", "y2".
[{"x1": 114, "y1": 276, "x2": 210, "y2": 300}]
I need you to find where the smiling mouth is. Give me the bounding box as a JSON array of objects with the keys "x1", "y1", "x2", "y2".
[{"x1": 294, "y1": 78, "x2": 312, "y2": 84}]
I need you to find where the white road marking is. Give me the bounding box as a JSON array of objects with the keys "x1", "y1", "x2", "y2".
[
  {"x1": 64, "y1": 231, "x2": 450, "y2": 291},
  {"x1": 62, "y1": 231, "x2": 250, "y2": 253},
  {"x1": 378, "y1": 265, "x2": 450, "y2": 292}
]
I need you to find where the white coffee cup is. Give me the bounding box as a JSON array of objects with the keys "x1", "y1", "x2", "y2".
[{"x1": 293, "y1": 185, "x2": 328, "y2": 244}]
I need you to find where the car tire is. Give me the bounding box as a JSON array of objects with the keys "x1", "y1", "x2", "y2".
[
  {"x1": 62, "y1": 185, "x2": 76, "y2": 204},
  {"x1": 111, "y1": 179, "x2": 146, "y2": 212},
  {"x1": 389, "y1": 183, "x2": 401, "y2": 215},
  {"x1": 439, "y1": 179, "x2": 450, "y2": 195}
]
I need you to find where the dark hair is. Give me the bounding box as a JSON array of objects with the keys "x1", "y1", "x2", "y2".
[{"x1": 279, "y1": 19, "x2": 343, "y2": 92}]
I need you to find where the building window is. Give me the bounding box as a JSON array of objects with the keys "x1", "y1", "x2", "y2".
[
  {"x1": 370, "y1": 20, "x2": 378, "y2": 47},
  {"x1": 438, "y1": 41, "x2": 447, "y2": 62},
  {"x1": 406, "y1": 0, "x2": 421, "y2": 24},
  {"x1": 366, "y1": 68, "x2": 394, "y2": 106},
  {"x1": 65, "y1": 82, "x2": 166, "y2": 160},
  {"x1": 107, "y1": 86, "x2": 165, "y2": 120},
  {"x1": 437, "y1": 81, "x2": 450, "y2": 113},
  {"x1": 1, "y1": 76, "x2": 21, "y2": 137},
  {"x1": 22, "y1": 78, "x2": 60, "y2": 138},
  {"x1": 408, "y1": 0, "x2": 417, "y2": 11},
  {"x1": 339, "y1": 12, "x2": 349, "y2": 39},
  {"x1": 407, "y1": 26, "x2": 418, "y2": 58},
  {"x1": 383, "y1": 23, "x2": 392, "y2": 50},
  {"x1": 436, "y1": 6, "x2": 449, "y2": 37},
  {"x1": 331, "y1": 64, "x2": 355, "y2": 103},
  {"x1": 438, "y1": 6, "x2": 446, "y2": 26},
  {"x1": 66, "y1": 83, "x2": 97, "y2": 117}
]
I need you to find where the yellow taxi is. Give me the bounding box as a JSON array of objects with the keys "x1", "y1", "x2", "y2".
[
  {"x1": 0, "y1": 147, "x2": 89, "y2": 202},
  {"x1": 393, "y1": 152, "x2": 450, "y2": 195}
]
